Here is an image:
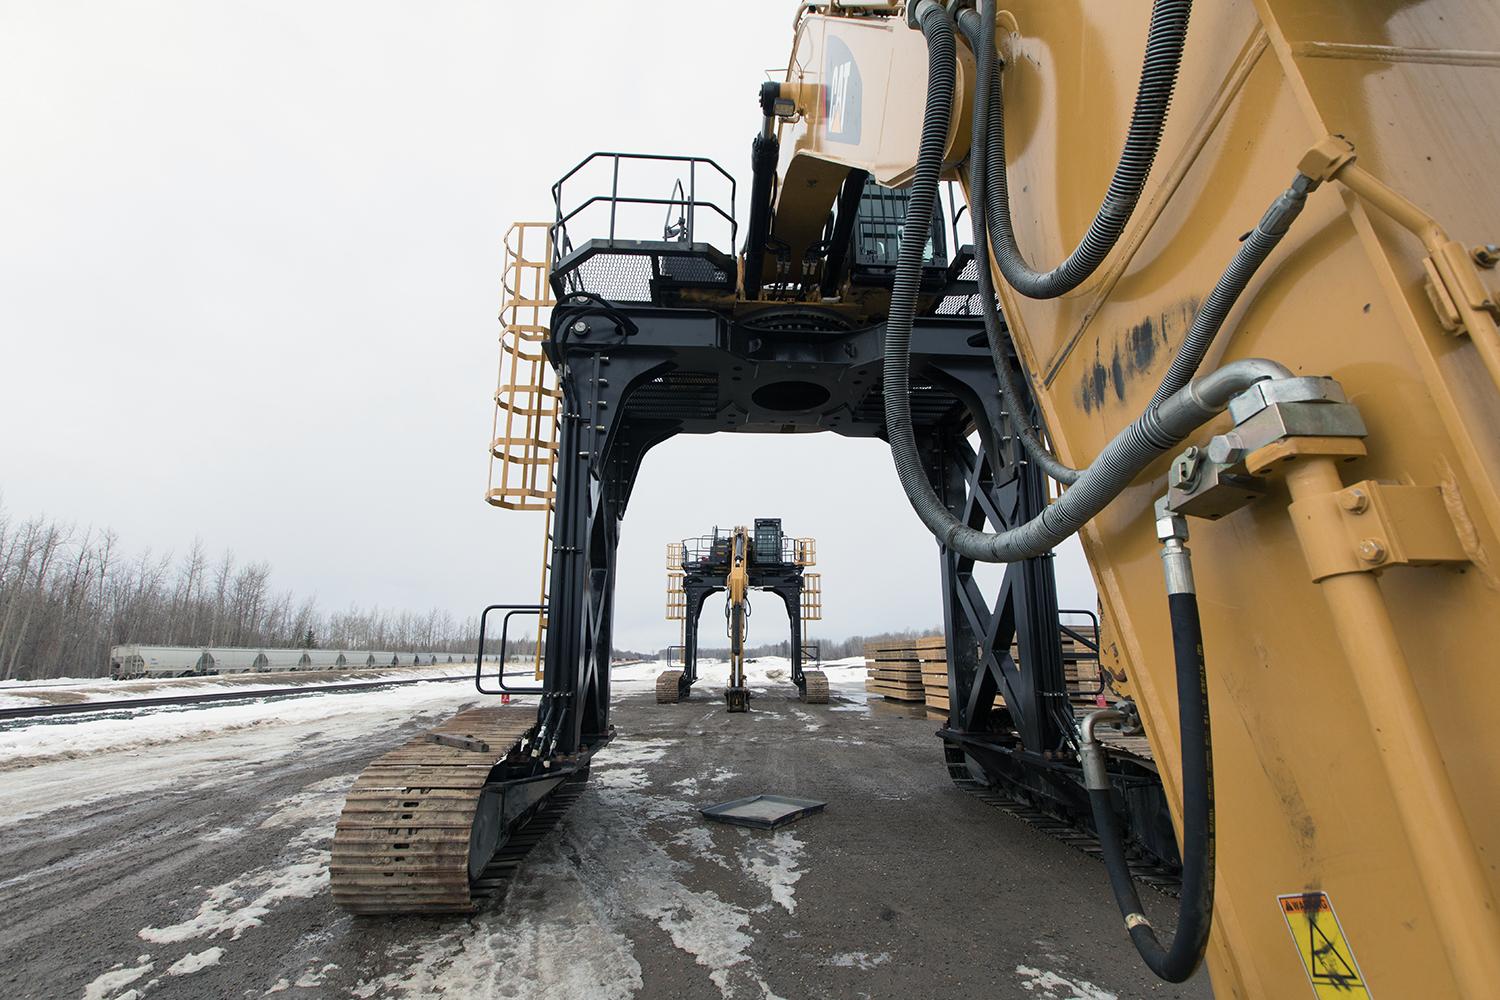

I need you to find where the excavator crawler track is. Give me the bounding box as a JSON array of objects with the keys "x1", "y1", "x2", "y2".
[
  {"x1": 800, "y1": 669, "x2": 829, "y2": 704},
  {"x1": 655, "y1": 669, "x2": 684, "y2": 703},
  {"x1": 944, "y1": 748, "x2": 1180, "y2": 898},
  {"x1": 331, "y1": 706, "x2": 539, "y2": 915}
]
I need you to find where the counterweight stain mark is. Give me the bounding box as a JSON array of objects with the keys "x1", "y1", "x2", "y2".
[{"x1": 1077, "y1": 298, "x2": 1199, "y2": 414}]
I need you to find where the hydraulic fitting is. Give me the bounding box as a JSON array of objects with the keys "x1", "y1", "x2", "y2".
[{"x1": 1080, "y1": 707, "x2": 1127, "y2": 791}]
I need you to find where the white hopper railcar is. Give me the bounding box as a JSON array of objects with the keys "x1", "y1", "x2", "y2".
[{"x1": 109, "y1": 645, "x2": 212, "y2": 678}]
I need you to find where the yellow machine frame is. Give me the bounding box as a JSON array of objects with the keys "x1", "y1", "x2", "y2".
[{"x1": 771, "y1": 3, "x2": 1500, "y2": 996}]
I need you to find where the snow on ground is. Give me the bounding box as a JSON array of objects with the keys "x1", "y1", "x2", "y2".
[
  {"x1": 1014, "y1": 965, "x2": 1119, "y2": 999},
  {"x1": 610, "y1": 655, "x2": 866, "y2": 696},
  {"x1": 2, "y1": 657, "x2": 867, "y2": 712},
  {"x1": 0, "y1": 680, "x2": 531, "y2": 770},
  {"x1": 0, "y1": 664, "x2": 467, "y2": 710},
  {"x1": 165, "y1": 947, "x2": 224, "y2": 977},
  {"x1": 0, "y1": 676, "x2": 102, "y2": 689},
  {"x1": 353, "y1": 724, "x2": 806, "y2": 1000},
  {"x1": 81, "y1": 959, "x2": 153, "y2": 1000},
  {"x1": 0, "y1": 658, "x2": 869, "y2": 771}
]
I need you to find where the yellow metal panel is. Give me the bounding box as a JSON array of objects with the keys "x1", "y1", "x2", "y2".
[{"x1": 979, "y1": 3, "x2": 1500, "y2": 996}]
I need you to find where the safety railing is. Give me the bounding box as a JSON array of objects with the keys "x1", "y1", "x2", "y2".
[
  {"x1": 1057, "y1": 608, "x2": 1105, "y2": 701},
  {"x1": 474, "y1": 604, "x2": 547, "y2": 695},
  {"x1": 550, "y1": 152, "x2": 737, "y2": 263}
]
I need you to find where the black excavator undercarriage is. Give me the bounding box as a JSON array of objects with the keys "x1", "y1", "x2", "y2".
[{"x1": 329, "y1": 151, "x2": 1174, "y2": 914}]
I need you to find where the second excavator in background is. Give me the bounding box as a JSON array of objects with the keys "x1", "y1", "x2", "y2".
[{"x1": 660, "y1": 519, "x2": 826, "y2": 709}]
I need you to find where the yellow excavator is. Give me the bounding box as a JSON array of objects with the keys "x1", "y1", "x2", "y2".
[
  {"x1": 724, "y1": 526, "x2": 753, "y2": 712},
  {"x1": 333, "y1": 2, "x2": 1500, "y2": 995},
  {"x1": 661, "y1": 520, "x2": 827, "y2": 710}
]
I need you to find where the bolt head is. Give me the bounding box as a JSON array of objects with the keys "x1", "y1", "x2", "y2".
[
  {"x1": 1357, "y1": 537, "x2": 1387, "y2": 563},
  {"x1": 1207, "y1": 433, "x2": 1246, "y2": 466},
  {"x1": 1339, "y1": 488, "x2": 1370, "y2": 513},
  {"x1": 570, "y1": 319, "x2": 589, "y2": 334}
]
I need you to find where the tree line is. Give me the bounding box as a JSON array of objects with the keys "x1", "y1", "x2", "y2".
[
  {"x1": 0, "y1": 501, "x2": 935, "y2": 681},
  {"x1": 0, "y1": 502, "x2": 485, "y2": 681}
]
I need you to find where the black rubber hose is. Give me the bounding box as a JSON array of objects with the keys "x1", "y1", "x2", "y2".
[
  {"x1": 960, "y1": 5, "x2": 1080, "y2": 485},
  {"x1": 883, "y1": 0, "x2": 958, "y2": 528},
  {"x1": 1147, "y1": 174, "x2": 1315, "y2": 407},
  {"x1": 886, "y1": 2, "x2": 1294, "y2": 562},
  {"x1": 985, "y1": 0, "x2": 1192, "y2": 299},
  {"x1": 1087, "y1": 591, "x2": 1215, "y2": 981},
  {"x1": 959, "y1": 5, "x2": 1314, "y2": 484}
]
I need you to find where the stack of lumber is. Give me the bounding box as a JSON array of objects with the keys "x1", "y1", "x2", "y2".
[
  {"x1": 864, "y1": 624, "x2": 1114, "y2": 714},
  {"x1": 917, "y1": 635, "x2": 950, "y2": 719},
  {"x1": 862, "y1": 640, "x2": 926, "y2": 703}
]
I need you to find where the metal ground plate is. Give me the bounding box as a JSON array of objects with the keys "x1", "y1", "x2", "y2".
[{"x1": 701, "y1": 794, "x2": 826, "y2": 830}]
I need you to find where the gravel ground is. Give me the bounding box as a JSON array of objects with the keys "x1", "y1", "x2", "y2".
[{"x1": 0, "y1": 676, "x2": 1212, "y2": 1000}]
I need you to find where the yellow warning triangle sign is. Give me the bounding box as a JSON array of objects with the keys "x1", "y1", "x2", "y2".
[{"x1": 1278, "y1": 892, "x2": 1372, "y2": 998}]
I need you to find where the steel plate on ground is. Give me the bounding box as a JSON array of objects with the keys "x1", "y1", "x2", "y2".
[{"x1": 700, "y1": 794, "x2": 826, "y2": 830}]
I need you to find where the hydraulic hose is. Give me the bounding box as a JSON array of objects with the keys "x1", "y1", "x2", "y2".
[
  {"x1": 959, "y1": 4, "x2": 1081, "y2": 485},
  {"x1": 1081, "y1": 526, "x2": 1214, "y2": 981},
  {"x1": 1148, "y1": 174, "x2": 1315, "y2": 406},
  {"x1": 887, "y1": 4, "x2": 1299, "y2": 563},
  {"x1": 984, "y1": 0, "x2": 1192, "y2": 299}
]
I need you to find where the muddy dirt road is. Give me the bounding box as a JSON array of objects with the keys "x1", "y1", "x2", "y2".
[{"x1": 0, "y1": 674, "x2": 1210, "y2": 999}]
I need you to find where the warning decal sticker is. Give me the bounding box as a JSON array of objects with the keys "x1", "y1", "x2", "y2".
[{"x1": 1277, "y1": 892, "x2": 1373, "y2": 998}]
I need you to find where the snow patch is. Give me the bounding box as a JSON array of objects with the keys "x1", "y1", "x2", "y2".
[
  {"x1": 738, "y1": 830, "x2": 804, "y2": 913},
  {"x1": 826, "y1": 951, "x2": 891, "y2": 970},
  {"x1": 365, "y1": 739, "x2": 787, "y2": 999},
  {"x1": 592, "y1": 766, "x2": 650, "y2": 794},
  {"x1": 294, "y1": 962, "x2": 338, "y2": 988},
  {"x1": 1014, "y1": 965, "x2": 1119, "y2": 1000},
  {"x1": 607, "y1": 655, "x2": 866, "y2": 700},
  {"x1": 0, "y1": 680, "x2": 493, "y2": 769},
  {"x1": 669, "y1": 825, "x2": 728, "y2": 867},
  {"x1": 256, "y1": 772, "x2": 355, "y2": 841},
  {"x1": 82, "y1": 960, "x2": 152, "y2": 1000},
  {"x1": 592, "y1": 737, "x2": 676, "y2": 768},
  {"x1": 166, "y1": 947, "x2": 224, "y2": 976},
  {"x1": 138, "y1": 853, "x2": 327, "y2": 944},
  {"x1": 350, "y1": 890, "x2": 643, "y2": 1000}
]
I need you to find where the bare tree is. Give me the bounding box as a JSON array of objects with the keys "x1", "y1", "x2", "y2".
[{"x1": 0, "y1": 501, "x2": 485, "y2": 679}]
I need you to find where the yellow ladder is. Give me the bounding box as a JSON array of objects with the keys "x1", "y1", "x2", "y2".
[
  {"x1": 797, "y1": 539, "x2": 820, "y2": 647},
  {"x1": 487, "y1": 222, "x2": 558, "y2": 679},
  {"x1": 666, "y1": 542, "x2": 687, "y2": 651}
]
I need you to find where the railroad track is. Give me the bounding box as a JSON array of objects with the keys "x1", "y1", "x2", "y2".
[{"x1": 0, "y1": 674, "x2": 478, "y2": 722}]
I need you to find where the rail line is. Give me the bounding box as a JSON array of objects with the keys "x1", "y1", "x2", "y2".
[{"x1": 0, "y1": 674, "x2": 484, "y2": 722}]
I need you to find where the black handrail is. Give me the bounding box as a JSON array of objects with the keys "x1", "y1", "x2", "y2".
[
  {"x1": 1057, "y1": 607, "x2": 1102, "y2": 656},
  {"x1": 1058, "y1": 607, "x2": 1105, "y2": 697},
  {"x1": 550, "y1": 152, "x2": 737, "y2": 264},
  {"x1": 473, "y1": 603, "x2": 547, "y2": 695}
]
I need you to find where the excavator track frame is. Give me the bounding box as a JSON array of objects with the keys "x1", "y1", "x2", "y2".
[
  {"x1": 331, "y1": 706, "x2": 598, "y2": 915},
  {"x1": 529, "y1": 170, "x2": 1168, "y2": 867}
]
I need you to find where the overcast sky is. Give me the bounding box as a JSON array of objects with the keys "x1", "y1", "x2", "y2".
[{"x1": 0, "y1": 0, "x2": 1096, "y2": 653}]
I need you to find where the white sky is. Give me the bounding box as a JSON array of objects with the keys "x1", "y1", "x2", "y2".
[{"x1": 0, "y1": 0, "x2": 1096, "y2": 652}]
